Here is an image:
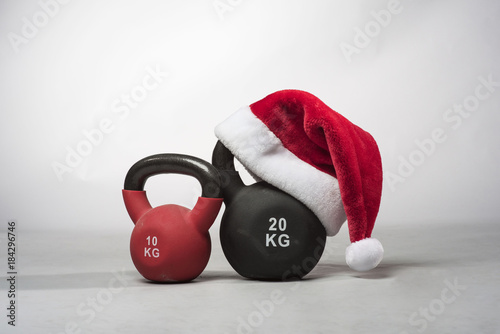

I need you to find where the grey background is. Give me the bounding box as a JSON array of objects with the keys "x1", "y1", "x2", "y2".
[
  {"x1": 0, "y1": 1, "x2": 499, "y2": 333},
  {"x1": 1, "y1": 0, "x2": 499, "y2": 232}
]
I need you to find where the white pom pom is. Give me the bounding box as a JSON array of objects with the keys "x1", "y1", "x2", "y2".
[{"x1": 345, "y1": 238, "x2": 384, "y2": 271}]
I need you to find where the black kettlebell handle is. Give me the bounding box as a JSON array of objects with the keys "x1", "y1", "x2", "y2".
[
  {"x1": 211, "y1": 141, "x2": 236, "y2": 172},
  {"x1": 212, "y1": 141, "x2": 257, "y2": 203},
  {"x1": 124, "y1": 153, "x2": 222, "y2": 198}
]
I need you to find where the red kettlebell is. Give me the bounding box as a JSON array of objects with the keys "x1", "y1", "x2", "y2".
[{"x1": 122, "y1": 154, "x2": 223, "y2": 283}]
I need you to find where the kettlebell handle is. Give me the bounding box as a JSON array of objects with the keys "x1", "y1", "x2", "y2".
[
  {"x1": 212, "y1": 141, "x2": 250, "y2": 203},
  {"x1": 211, "y1": 141, "x2": 236, "y2": 172},
  {"x1": 124, "y1": 153, "x2": 222, "y2": 198}
]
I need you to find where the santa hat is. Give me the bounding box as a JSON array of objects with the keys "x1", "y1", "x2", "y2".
[{"x1": 214, "y1": 90, "x2": 384, "y2": 271}]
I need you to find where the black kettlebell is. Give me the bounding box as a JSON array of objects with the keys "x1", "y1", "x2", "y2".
[{"x1": 212, "y1": 141, "x2": 327, "y2": 281}]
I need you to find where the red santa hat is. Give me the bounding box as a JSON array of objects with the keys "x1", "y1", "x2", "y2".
[{"x1": 214, "y1": 90, "x2": 384, "y2": 271}]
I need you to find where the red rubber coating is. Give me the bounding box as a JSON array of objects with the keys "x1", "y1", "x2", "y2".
[
  {"x1": 128, "y1": 197, "x2": 223, "y2": 282},
  {"x1": 122, "y1": 190, "x2": 152, "y2": 224}
]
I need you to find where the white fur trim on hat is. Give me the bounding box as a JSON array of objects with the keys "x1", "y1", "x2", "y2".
[
  {"x1": 215, "y1": 106, "x2": 347, "y2": 236},
  {"x1": 345, "y1": 238, "x2": 384, "y2": 271}
]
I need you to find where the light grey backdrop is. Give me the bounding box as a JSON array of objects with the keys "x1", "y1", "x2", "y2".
[{"x1": 1, "y1": 0, "x2": 499, "y2": 232}]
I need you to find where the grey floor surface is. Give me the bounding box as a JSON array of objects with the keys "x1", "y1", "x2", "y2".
[{"x1": 1, "y1": 221, "x2": 499, "y2": 334}]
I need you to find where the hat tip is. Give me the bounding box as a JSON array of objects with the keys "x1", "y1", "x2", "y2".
[{"x1": 345, "y1": 238, "x2": 384, "y2": 271}]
